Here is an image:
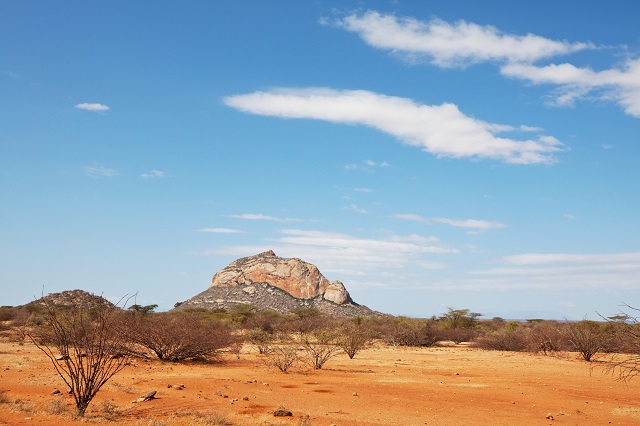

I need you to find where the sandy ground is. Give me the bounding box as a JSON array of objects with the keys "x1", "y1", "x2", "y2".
[{"x1": 1, "y1": 340, "x2": 640, "y2": 426}]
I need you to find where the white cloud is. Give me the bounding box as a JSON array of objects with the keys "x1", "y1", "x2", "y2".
[
  {"x1": 333, "y1": 11, "x2": 640, "y2": 118},
  {"x1": 204, "y1": 228, "x2": 458, "y2": 278},
  {"x1": 140, "y1": 170, "x2": 166, "y2": 179},
  {"x1": 354, "y1": 187, "x2": 374, "y2": 193},
  {"x1": 563, "y1": 213, "x2": 576, "y2": 220},
  {"x1": 333, "y1": 11, "x2": 592, "y2": 67},
  {"x1": 431, "y1": 217, "x2": 507, "y2": 230},
  {"x1": 345, "y1": 204, "x2": 368, "y2": 214},
  {"x1": 229, "y1": 213, "x2": 303, "y2": 223},
  {"x1": 345, "y1": 160, "x2": 390, "y2": 171},
  {"x1": 84, "y1": 165, "x2": 118, "y2": 178},
  {"x1": 225, "y1": 88, "x2": 564, "y2": 164},
  {"x1": 392, "y1": 213, "x2": 506, "y2": 230},
  {"x1": 467, "y1": 252, "x2": 640, "y2": 290},
  {"x1": 75, "y1": 103, "x2": 110, "y2": 112},
  {"x1": 503, "y1": 252, "x2": 640, "y2": 266},
  {"x1": 197, "y1": 228, "x2": 245, "y2": 234},
  {"x1": 501, "y1": 58, "x2": 640, "y2": 117}
]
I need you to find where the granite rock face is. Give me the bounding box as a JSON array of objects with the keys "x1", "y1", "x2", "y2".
[
  {"x1": 174, "y1": 251, "x2": 378, "y2": 317},
  {"x1": 209, "y1": 250, "x2": 353, "y2": 305}
]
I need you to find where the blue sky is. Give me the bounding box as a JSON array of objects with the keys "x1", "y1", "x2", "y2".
[{"x1": 2, "y1": 1, "x2": 639, "y2": 319}]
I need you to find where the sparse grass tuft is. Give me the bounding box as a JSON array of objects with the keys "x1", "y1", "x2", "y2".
[
  {"x1": 100, "y1": 399, "x2": 119, "y2": 421},
  {"x1": 45, "y1": 397, "x2": 69, "y2": 415},
  {"x1": 298, "y1": 413, "x2": 311, "y2": 426}
]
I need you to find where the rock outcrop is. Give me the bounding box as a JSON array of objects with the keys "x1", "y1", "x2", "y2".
[
  {"x1": 209, "y1": 250, "x2": 353, "y2": 305},
  {"x1": 175, "y1": 251, "x2": 378, "y2": 317},
  {"x1": 26, "y1": 289, "x2": 115, "y2": 310}
]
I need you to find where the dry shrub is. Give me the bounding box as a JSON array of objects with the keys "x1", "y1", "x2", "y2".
[
  {"x1": 473, "y1": 327, "x2": 528, "y2": 351},
  {"x1": 301, "y1": 329, "x2": 340, "y2": 369},
  {"x1": 437, "y1": 327, "x2": 478, "y2": 345},
  {"x1": 337, "y1": 322, "x2": 373, "y2": 359},
  {"x1": 28, "y1": 299, "x2": 131, "y2": 417},
  {"x1": 125, "y1": 312, "x2": 236, "y2": 362},
  {"x1": 605, "y1": 305, "x2": 640, "y2": 381},
  {"x1": 525, "y1": 321, "x2": 565, "y2": 355},
  {"x1": 380, "y1": 317, "x2": 439, "y2": 347},
  {"x1": 263, "y1": 344, "x2": 300, "y2": 373},
  {"x1": 563, "y1": 320, "x2": 612, "y2": 362}
]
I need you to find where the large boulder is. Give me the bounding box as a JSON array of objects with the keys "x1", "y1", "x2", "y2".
[{"x1": 210, "y1": 250, "x2": 353, "y2": 304}]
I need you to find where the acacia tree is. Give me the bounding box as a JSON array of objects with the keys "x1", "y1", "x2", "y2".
[{"x1": 29, "y1": 298, "x2": 130, "y2": 417}]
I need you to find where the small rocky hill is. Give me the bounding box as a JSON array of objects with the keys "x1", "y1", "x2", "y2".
[
  {"x1": 26, "y1": 289, "x2": 115, "y2": 310},
  {"x1": 174, "y1": 251, "x2": 379, "y2": 317}
]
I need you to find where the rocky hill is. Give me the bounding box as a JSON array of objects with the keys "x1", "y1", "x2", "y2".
[
  {"x1": 174, "y1": 250, "x2": 379, "y2": 317},
  {"x1": 26, "y1": 289, "x2": 115, "y2": 310}
]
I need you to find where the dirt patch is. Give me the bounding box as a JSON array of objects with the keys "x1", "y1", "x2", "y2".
[{"x1": 1, "y1": 341, "x2": 639, "y2": 425}]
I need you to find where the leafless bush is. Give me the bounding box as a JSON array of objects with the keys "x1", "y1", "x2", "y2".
[
  {"x1": 126, "y1": 312, "x2": 236, "y2": 362},
  {"x1": 380, "y1": 317, "x2": 438, "y2": 347},
  {"x1": 604, "y1": 305, "x2": 640, "y2": 381},
  {"x1": 563, "y1": 320, "x2": 611, "y2": 362},
  {"x1": 28, "y1": 297, "x2": 131, "y2": 417},
  {"x1": 337, "y1": 322, "x2": 373, "y2": 359},
  {"x1": 525, "y1": 321, "x2": 565, "y2": 355},
  {"x1": 266, "y1": 345, "x2": 300, "y2": 373},
  {"x1": 301, "y1": 329, "x2": 340, "y2": 369},
  {"x1": 473, "y1": 327, "x2": 527, "y2": 351},
  {"x1": 437, "y1": 327, "x2": 479, "y2": 344},
  {"x1": 248, "y1": 329, "x2": 274, "y2": 355}
]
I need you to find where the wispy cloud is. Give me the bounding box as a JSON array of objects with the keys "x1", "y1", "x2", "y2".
[
  {"x1": 140, "y1": 170, "x2": 166, "y2": 179},
  {"x1": 84, "y1": 165, "x2": 118, "y2": 178},
  {"x1": 225, "y1": 88, "x2": 564, "y2": 164},
  {"x1": 392, "y1": 213, "x2": 507, "y2": 230},
  {"x1": 331, "y1": 11, "x2": 592, "y2": 67},
  {"x1": 204, "y1": 229, "x2": 456, "y2": 277},
  {"x1": 345, "y1": 160, "x2": 390, "y2": 172},
  {"x1": 345, "y1": 204, "x2": 368, "y2": 214},
  {"x1": 229, "y1": 213, "x2": 303, "y2": 223},
  {"x1": 197, "y1": 228, "x2": 246, "y2": 234},
  {"x1": 501, "y1": 59, "x2": 640, "y2": 118},
  {"x1": 354, "y1": 187, "x2": 374, "y2": 193},
  {"x1": 467, "y1": 252, "x2": 640, "y2": 290},
  {"x1": 503, "y1": 252, "x2": 640, "y2": 266},
  {"x1": 563, "y1": 213, "x2": 576, "y2": 220},
  {"x1": 75, "y1": 103, "x2": 110, "y2": 112}
]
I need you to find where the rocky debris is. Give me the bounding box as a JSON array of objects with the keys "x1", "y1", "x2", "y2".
[
  {"x1": 273, "y1": 409, "x2": 293, "y2": 417},
  {"x1": 175, "y1": 251, "x2": 381, "y2": 317},
  {"x1": 167, "y1": 384, "x2": 184, "y2": 390},
  {"x1": 133, "y1": 390, "x2": 157, "y2": 403},
  {"x1": 175, "y1": 281, "x2": 376, "y2": 317},
  {"x1": 51, "y1": 389, "x2": 61, "y2": 395}
]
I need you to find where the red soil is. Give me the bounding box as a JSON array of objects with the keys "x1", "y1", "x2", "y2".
[{"x1": 1, "y1": 341, "x2": 639, "y2": 425}]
